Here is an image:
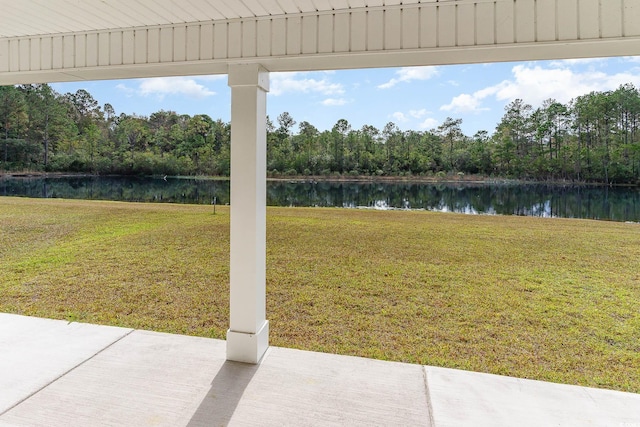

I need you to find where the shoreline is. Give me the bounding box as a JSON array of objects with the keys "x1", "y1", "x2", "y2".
[{"x1": 1, "y1": 171, "x2": 637, "y2": 187}]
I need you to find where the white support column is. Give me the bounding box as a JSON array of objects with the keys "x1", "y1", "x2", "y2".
[{"x1": 226, "y1": 63, "x2": 270, "y2": 364}]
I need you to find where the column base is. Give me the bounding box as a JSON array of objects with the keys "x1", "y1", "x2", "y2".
[{"x1": 226, "y1": 320, "x2": 269, "y2": 364}]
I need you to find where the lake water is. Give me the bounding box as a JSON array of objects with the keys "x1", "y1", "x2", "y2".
[{"x1": 1, "y1": 176, "x2": 639, "y2": 222}]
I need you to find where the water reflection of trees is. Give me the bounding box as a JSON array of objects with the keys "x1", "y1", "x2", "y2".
[
  {"x1": 266, "y1": 181, "x2": 640, "y2": 221},
  {"x1": 0, "y1": 177, "x2": 231, "y2": 205},
  {"x1": 1, "y1": 177, "x2": 639, "y2": 222}
]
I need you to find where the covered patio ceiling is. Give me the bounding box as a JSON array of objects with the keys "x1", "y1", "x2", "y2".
[{"x1": 2, "y1": 0, "x2": 640, "y2": 85}]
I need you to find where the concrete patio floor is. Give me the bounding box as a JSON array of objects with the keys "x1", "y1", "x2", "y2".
[{"x1": 0, "y1": 313, "x2": 638, "y2": 426}]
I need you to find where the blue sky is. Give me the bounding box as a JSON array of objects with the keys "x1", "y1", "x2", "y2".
[{"x1": 52, "y1": 56, "x2": 640, "y2": 136}]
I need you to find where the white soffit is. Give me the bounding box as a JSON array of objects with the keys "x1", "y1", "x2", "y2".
[
  {"x1": 0, "y1": 0, "x2": 431, "y2": 38},
  {"x1": 2, "y1": 0, "x2": 640, "y2": 84}
]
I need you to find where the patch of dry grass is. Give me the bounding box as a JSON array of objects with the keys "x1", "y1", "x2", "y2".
[{"x1": 1, "y1": 197, "x2": 639, "y2": 393}]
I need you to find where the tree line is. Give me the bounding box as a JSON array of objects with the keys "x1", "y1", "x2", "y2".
[{"x1": 2, "y1": 83, "x2": 640, "y2": 184}]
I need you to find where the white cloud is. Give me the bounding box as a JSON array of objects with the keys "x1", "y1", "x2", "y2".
[
  {"x1": 390, "y1": 109, "x2": 437, "y2": 128},
  {"x1": 136, "y1": 77, "x2": 216, "y2": 100},
  {"x1": 115, "y1": 83, "x2": 135, "y2": 97},
  {"x1": 441, "y1": 62, "x2": 640, "y2": 114},
  {"x1": 389, "y1": 108, "x2": 433, "y2": 125},
  {"x1": 322, "y1": 98, "x2": 349, "y2": 106},
  {"x1": 409, "y1": 109, "x2": 429, "y2": 119},
  {"x1": 441, "y1": 92, "x2": 492, "y2": 113},
  {"x1": 475, "y1": 85, "x2": 502, "y2": 99},
  {"x1": 418, "y1": 118, "x2": 439, "y2": 130},
  {"x1": 378, "y1": 66, "x2": 439, "y2": 89},
  {"x1": 491, "y1": 64, "x2": 640, "y2": 105},
  {"x1": 270, "y1": 72, "x2": 345, "y2": 96},
  {"x1": 391, "y1": 112, "x2": 409, "y2": 123}
]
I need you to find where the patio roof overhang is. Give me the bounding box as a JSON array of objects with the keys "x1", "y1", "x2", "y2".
[{"x1": 2, "y1": 0, "x2": 640, "y2": 85}]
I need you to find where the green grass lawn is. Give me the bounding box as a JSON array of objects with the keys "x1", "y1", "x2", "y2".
[{"x1": 1, "y1": 196, "x2": 639, "y2": 393}]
